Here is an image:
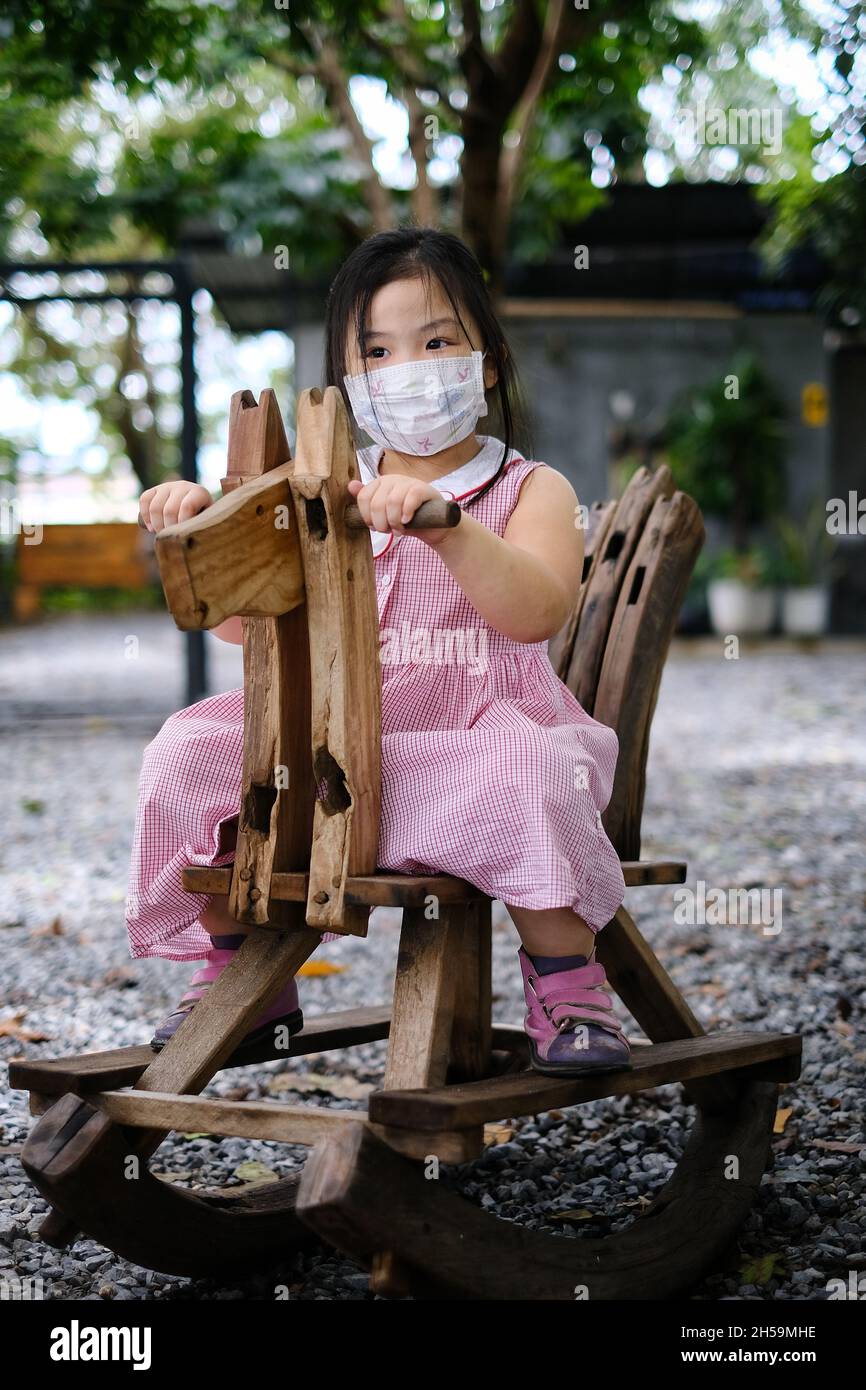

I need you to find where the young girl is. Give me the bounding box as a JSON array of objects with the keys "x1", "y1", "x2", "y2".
[{"x1": 128, "y1": 226, "x2": 629, "y2": 1077}]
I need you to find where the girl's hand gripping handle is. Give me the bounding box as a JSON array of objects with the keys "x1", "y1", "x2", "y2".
[
  {"x1": 346, "y1": 475, "x2": 461, "y2": 547},
  {"x1": 344, "y1": 497, "x2": 460, "y2": 532}
]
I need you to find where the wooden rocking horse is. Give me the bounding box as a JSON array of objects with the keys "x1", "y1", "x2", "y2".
[{"x1": 10, "y1": 385, "x2": 801, "y2": 1299}]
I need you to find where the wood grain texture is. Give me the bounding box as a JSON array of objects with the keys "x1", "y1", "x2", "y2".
[
  {"x1": 87, "y1": 1089, "x2": 364, "y2": 1145},
  {"x1": 223, "y1": 387, "x2": 290, "y2": 490},
  {"x1": 596, "y1": 490, "x2": 705, "y2": 861},
  {"x1": 229, "y1": 606, "x2": 317, "y2": 927},
  {"x1": 288, "y1": 386, "x2": 381, "y2": 935},
  {"x1": 548, "y1": 499, "x2": 617, "y2": 679},
  {"x1": 181, "y1": 861, "x2": 686, "y2": 901},
  {"x1": 154, "y1": 461, "x2": 305, "y2": 629},
  {"x1": 383, "y1": 908, "x2": 462, "y2": 1092},
  {"x1": 367, "y1": 1030, "x2": 801, "y2": 1131},
  {"x1": 22, "y1": 1091, "x2": 315, "y2": 1277},
  {"x1": 372, "y1": 903, "x2": 464, "y2": 1295},
  {"x1": 9, "y1": 1005, "x2": 394, "y2": 1096},
  {"x1": 564, "y1": 466, "x2": 675, "y2": 714},
  {"x1": 297, "y1": 1080, "x2": 781, "y2": 1300},
  {"x1": 220, "y1": 391, "x2": 318, "y2": 928},
  {"x1": 20, "y1": 926, "x2": 322, "y2": 1275},
  {"x1": 11, "y1": 1014, "x2": 533, "y2": 1104},
  {"x1": 447, "y1": 899, "x2": 493, "y2": 1084}
]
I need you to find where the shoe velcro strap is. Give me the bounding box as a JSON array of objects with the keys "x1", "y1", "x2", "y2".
[
  {"x1": 554, "y1": 1017, "x2": 629, "y2": 1048},
  {"x1": 540, "y1": 983, "x2": 614, "y2": 1013},
  {"x1": 549, "y1": 1000, "x2": 625, "y2": 1037}
]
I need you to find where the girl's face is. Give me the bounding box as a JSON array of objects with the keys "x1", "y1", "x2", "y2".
[{"x1": 343, "y1": 275, "x2": 498, "y2": 393}]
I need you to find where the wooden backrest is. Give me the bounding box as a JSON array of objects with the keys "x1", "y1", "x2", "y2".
[{"x1": 549, "y1": 466, "x2": 704, "y2": 861}]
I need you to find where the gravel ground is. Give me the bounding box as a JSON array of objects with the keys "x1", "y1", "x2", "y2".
[{"x1": 1, "y1": 614, "x2": 864, "y2": 1302}]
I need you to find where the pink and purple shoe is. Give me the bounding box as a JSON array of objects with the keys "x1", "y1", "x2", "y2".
[
  {"x1": 150, "y1": 937, "x2": 303, "y2": 1060},
  {"x1": 519, "y1": 945, "x2": 631, "y2": 1076}
]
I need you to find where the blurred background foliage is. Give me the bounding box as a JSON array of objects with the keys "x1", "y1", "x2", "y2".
[
  {"x1": 0, "y1": 0, "x2": 863, "y2": 541},
  {"x1": 1, "y1": 0, "x2": 859, "y2": 289}
]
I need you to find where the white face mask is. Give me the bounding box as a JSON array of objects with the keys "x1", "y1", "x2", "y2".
[{"x1": 343, "y1": 349, "x2": 489, "y2": 456}]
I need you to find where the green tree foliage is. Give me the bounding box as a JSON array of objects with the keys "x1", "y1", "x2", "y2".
[{"x1": 0, "y1": 0, "x2": 729, "y2": 284}]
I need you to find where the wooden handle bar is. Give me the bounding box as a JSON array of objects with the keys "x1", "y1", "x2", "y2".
[
  {"x1": 139, "y1": 496, "x2": 461, "y2": 532},
  {"x1": 344, "y1": 498, "x2": 461, "y2": 531}
]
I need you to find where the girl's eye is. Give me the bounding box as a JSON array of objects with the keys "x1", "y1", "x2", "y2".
[
  {"x1": 363, "y1": 347, "x2": 387, "y2": 360},
  {"x1": 426, "y1": 338, "x2": 448, "y2": 350}
]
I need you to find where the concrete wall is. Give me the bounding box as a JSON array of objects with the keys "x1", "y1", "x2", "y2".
[
  {"x1": 501, "y1": 310, "x2": 829, "y2": 519},
  {"x1": 297, "y1": 308, "x2": 829, "y2": 514}
]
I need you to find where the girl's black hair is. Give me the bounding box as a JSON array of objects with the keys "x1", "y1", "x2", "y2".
[{"x1": 323, "y1": 225, "x2": 532, "y2": 509}]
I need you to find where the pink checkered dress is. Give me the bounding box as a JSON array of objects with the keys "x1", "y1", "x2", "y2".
[{"x1": 125, "y1": 436, "x2": 626, "y2": 961}]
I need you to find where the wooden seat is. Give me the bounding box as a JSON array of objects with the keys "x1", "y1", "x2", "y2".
[{"x1": 11, "y1": 385, "x2": 802, "y2": 1298}]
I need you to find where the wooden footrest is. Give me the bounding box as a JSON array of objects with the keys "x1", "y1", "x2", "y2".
[
  {"x1": 368, "y1": 1030, "x2": 802, "y2": 1132},
  {"x1": 8, "y1": 1006, "x2": 529, "y2": 1103},
  {"x1": 8, "y1": 1005, "x2": 394, "y2": 1098}
]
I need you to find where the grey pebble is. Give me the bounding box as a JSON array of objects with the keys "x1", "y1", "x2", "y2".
[{"x1": 1, "y1": 623, "x2": 862, "y2": 1301}]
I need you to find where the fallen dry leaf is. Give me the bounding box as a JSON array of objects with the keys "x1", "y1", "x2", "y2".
[
  {"x1": 233, "y1": 1160, "x2": 279, "y2": 1186},
  {"x1": 549, "y1": 1208, "x2": 596, "y2": 1225},
  {"x1": 483, "y1": 1123, "x2": 514, "y2": 1147},
  {"x1": 297, "y1": 960, "x2": 346, "y2": 978},
  {"x1": 740, "y1": 1252, "x2": 786, "y2": 1285},
  {"x1": 265, "y1": 1071, "x2": 371, "y2": 1102},
  {"x1": 773, "y1": 1107, "x2": 793, "y2": 1134},
  {"x1": 32, "y1": 916, "x2": 64, "y2": 938},
  {"x1": 102, "y1": 966, "x2": 137, "y2": 988},
  {"x1": 0, "y1": 1012, "x2": 53, "y2": 1042}
]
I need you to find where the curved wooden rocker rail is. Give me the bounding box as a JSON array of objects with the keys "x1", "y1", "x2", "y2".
[
  {"x1": 298, "y1": 1078, "x2": 783, "y2": 1301},
  {"x1": 11, "y1": 387, "x2": 803, "y2": 1296}
]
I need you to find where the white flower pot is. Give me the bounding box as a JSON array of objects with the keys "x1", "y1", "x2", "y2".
[
  {"x1": 781, "y1": 585, "x2": 829, "y2": 637},
  {"x1": 707, "y1": 579, "x2": 776, "y2": 636}
]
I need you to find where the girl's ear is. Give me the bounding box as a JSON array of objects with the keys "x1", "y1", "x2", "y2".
[{"x1": 484, "y1": 353, "x2": 500, "y2": 392}]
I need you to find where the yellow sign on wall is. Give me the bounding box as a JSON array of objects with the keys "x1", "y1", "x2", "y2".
[{"x1": 801, "y1": 382, "x2": 828, "y2": 427}]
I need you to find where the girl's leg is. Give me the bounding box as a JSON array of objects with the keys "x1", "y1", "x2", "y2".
[
  {"x1": 200, "y1": 893, "x2": 252, "y2": 939},
  {"x1": 505, "y1": 904, "x2": 596, "y2": 959},
  {"x1": 151, "y1": 878, "x2": 299, "y2": 1051}
]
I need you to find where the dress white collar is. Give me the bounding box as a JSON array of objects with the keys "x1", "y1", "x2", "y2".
[{"x1": 356, "y1": 436, "x2": 523, "y2": 556}]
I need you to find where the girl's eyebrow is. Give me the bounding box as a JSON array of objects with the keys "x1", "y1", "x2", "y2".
[{"x1": 364, "y1": 317, "x2": 462, "y2": 341}]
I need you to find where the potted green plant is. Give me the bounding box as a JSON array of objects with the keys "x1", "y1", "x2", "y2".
[
  {"x1": 664, "y1": 350, "x2": 787, "y2": 635},
  {"x1": 773, "y1": 502, "x2": 837, "y2": 636},
  {"x1": 706, "y1": 544, "x2": 777, "y2": 635}
]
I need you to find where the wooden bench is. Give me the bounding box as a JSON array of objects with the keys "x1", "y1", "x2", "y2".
[{"x1": 14, "y1": 522, "x2": 158, "y2": 619}]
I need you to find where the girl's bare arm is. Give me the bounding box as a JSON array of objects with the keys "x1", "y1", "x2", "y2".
[
  {"x1": 211, "y1": 616, "x2": 244, "y2": 645},
  {"x1": 425, "y1": 466, "x2": 583, "y2": 643}
]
